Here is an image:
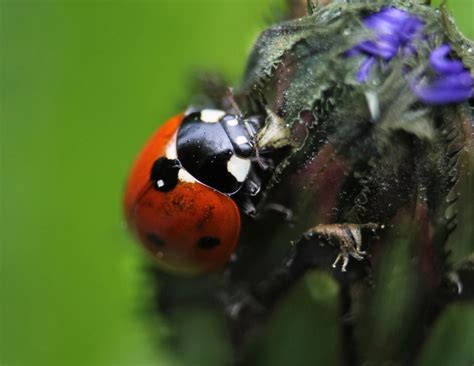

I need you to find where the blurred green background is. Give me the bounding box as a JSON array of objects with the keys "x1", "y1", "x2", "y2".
[{"x1": 1, "y1": 1, "x2": 473, "y2": 365}]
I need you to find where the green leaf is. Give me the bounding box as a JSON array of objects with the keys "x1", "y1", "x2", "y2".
[
  {"x1": 446, "y1": 153, "x2": 474, "y2": 267},
  {"x1": 355, "y1": 220, "x2": 424, "y2": 365},
  {"x1": 166, "y1": 306, "x2": 232, "y2": 366},
  {"x1": 247, "y1": 270, "x2": 341, "y2": 366},
  {"x1": 416, "y1": 304, "x2": 474, "y2": 366}
]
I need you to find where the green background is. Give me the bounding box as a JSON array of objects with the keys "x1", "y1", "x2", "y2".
[{"x1": 1, "y1": 1, "x2": 473, "y2": 365}]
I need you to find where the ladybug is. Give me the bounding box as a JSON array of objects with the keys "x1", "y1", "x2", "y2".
[
  {"x1": 125, "y1": 1, "x2": 473, "y2": 279},
  {"x1": 124, "y1": 3, "x2": 474, "y2": 365},
  {"x1": 124, "y1": 108, "x2": 274, "y2": 273}
]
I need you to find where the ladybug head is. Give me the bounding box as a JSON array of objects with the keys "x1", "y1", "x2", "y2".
[{"x1": 175, "y1": 108, "x2": 262, "y2": 195}]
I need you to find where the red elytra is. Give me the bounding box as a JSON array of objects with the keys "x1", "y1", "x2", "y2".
[{"x1": 124, "y1": 114, "x2": 241, "y2": 274}]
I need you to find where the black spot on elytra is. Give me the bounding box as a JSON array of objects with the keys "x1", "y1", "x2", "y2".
[
  {"x1": 147, "y1": 233, "x2": 165, "y2": 247},
  {"x1": 197, "y1": 236, "x2": 221, "y2": 250},
  {"x1": 150, "y1": 157, "x2": 180, "y2": 192}
]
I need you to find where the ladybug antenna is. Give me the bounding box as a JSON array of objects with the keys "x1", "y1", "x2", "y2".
[{"x1": 225, "y1": 87, "x2": 243, "y2": 117}]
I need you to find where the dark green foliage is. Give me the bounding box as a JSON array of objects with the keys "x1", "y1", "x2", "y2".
[
  {"x1": 247, "y1": 271, "x2": 341, "y2": 366},
  {"x1": 165, "y1": 306, "x2": 233, "y2": 366},
  {"x1": 150, "y1": 1, "x2": 474, "y2": 365},
  {"x1": 417, "y1": 304, "x2": 474, "y2": 366}
]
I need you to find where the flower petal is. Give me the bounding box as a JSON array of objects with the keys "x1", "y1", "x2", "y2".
[
  {"x1": 429, "y1": 45, "x2": 465, "y2": 75},
  {"x1": 356, "y1": 56, "x2": 377, "y2": 82},
  {"x1": 364, "y1": 7, "x2": 411, "y2": 34},
  {"x1": 412, "y1": 71, "x2": 474, "y2": 104},
  {"x1": 357, "y1": 34, "x2": 399, "y2": 59}
]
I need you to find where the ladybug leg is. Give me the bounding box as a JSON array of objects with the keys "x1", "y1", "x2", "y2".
[
  {"x1": 262, "y1": 203, "x2": 293, "y2": 222},
  {"x1": 302, "y1": 223, "x2": 379, "y2": 272},
  {"x1": 248, "y1": 202, "x2": 294, "y2": 222}
]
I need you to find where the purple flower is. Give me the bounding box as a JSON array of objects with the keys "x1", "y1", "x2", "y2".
[
  {"x1": 411, "y1": 45, "x2": 473, "y2": 104},
  {"x1": 350, "y1": 7, "x2": 424, "y2": 82},
  {"x1": 348, "y1": 7, "x2": 473, "y2": 105}
]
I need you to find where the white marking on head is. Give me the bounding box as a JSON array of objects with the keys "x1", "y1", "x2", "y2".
[
  {"x1": 235, "y1": 136, "x2": 248, "y2": 145},
  {"x1": 227, "y1": 155, "x2": 251, "y2": 183},
  {"x1": 165, "y1": 132, "x2": 178, "y2": 159},
  {"x1": 200, "y1": 109, "x2": 226, "y2": 123},
  {"x1": 178, "y1": 168, "x2": 197, "y2": 183},
  {"x1": 157, "y1": 180, "x2": 165, "y2": 188},
  {"x1": 226, "y1": 118, "x2": 239, "y2": 127}
]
